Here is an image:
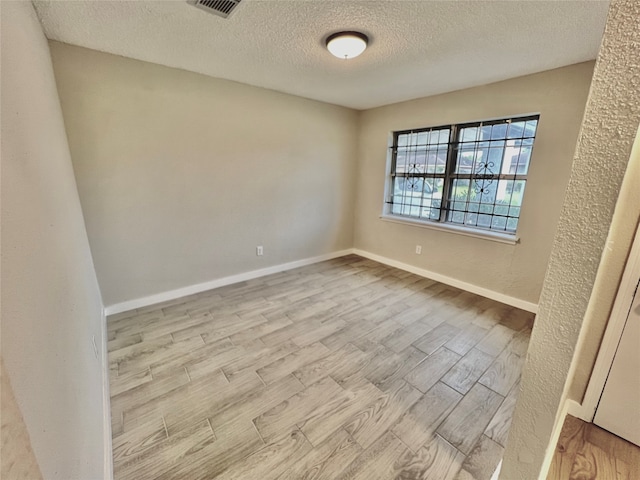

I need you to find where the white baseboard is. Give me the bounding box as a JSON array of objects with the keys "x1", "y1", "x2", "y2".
[
  {"x1": 565, "y1": 398, "x2": 590, "y2": 422},
  {"x1": 352, "y1": 249, "x2": 538, "y2": 313},
  {"x1": 491, "y1": 460, "x2": 502, "y2": 480},
  {"x1": 104, "y1": 249, "x2": 355, "y2": 315},
  {"x1": 100, "y1": 307, "x2": 114, "y2": 480},
  {"x1": 105, "y1": 247, "x2": 539, "y2": 316}
]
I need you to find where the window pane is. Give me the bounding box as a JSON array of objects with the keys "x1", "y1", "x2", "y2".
[
  {"x1": 395, "y1": 147, "x2": 408, "y2": 173},
  {"x1": 460, "y1": 126, "x2": 479, "y2": 143},
  {"x1": 397, "y1": 134, "x2": 409, "y2": 147},
  {"x1": 524, "y1": 119, "x2": 538, "y2": 137},
  {"x1": 394, "y1": 128, "x2": 450, "y2": 176},
  {"x1": 491, "y1": 216, "x2": 507, "y2": 230},
  {"x1": 392, "y1": 177, "x2": 443, "y2": 220},
  {"x1": 490, "y1": 123, "x2": 507, "y2": 139},
  {"x1": 507, "y1": 121, "x2": 526, "y2": 139}
]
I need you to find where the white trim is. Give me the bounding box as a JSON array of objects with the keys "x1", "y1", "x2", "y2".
[
  {"x1": 104, "y1": 249, "x2": 355, "y2": 315},
  {"x1": 565, "y1": 399, "x2": 589, "y2": 421},
  {"x1": 105, "y1": 246, "x2": 539, "y2": 316},
  {"x1": 491, "y1": 460, "x2": 502, "y2": 480},
  {"x1": 380, "y1": 214, "x2": 519, "y2": 245},
  {"x1": 101, "y1": 307, "x2": 114, "y2": 480},
  {"x1": 352, "y1": 249, "x2": 538, "y2": 313},
  {"x1": 537, "y1": 399, "x2": 582, "y2": 480},
  {"x1": 581, "y1": 223, "x2": 640, "y2": 422}
]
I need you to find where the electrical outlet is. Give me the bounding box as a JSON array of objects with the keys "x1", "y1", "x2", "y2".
[
  {"x1": 415, "y1": 245, "x2": 422, "y2": 254},
  {"x1": 91, "y1": 335, "x2": 99, "y2": 359},
  {"x1": 256, "y1": 245, "x2": 264, "y2": 256}
]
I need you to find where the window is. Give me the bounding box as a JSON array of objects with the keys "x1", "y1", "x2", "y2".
[{"x1": 385, "y1": 115, "x2": 539, "y2": 236}]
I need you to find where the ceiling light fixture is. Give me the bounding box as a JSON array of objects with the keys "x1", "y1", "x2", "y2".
[{"x1": 326, "y1": 31, "x2": 368, "y2": 59}]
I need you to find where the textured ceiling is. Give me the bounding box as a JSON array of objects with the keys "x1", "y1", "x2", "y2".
[{"x1": 33, "y1": 0, "x2": 610, "y2": 110}]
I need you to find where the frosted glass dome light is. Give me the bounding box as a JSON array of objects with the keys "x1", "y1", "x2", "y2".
[{"x1": 326, "y1": 32, "x2": 368, "y2": 59}]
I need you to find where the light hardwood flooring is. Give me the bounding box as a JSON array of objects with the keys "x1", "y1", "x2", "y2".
[
  {"x1": 1, "y1": 359, "x2": 43, "y2": 480},
  {"x1": 548, "y1": 415, "x2": 640, "y2": 480},
  {"x1": 108, "y1": 255, "x2": 533, "y2": 480}
]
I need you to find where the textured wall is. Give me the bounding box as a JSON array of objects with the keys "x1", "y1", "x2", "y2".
[
  {"x1": 1, "y1": 2, "x2": 108, "y2": 479},
  {"x1": 501, "y1": 1, "x2": 640, "y2": 479},
  {"x1": 570, "y1": 125, "x2": 640, "y2": 402},
  {"x1": 354, "y1": 63, "x2": 594, "y2": 306},
  {"x1": 50, "y1": 42, "x2": 358, "y2": 307}
]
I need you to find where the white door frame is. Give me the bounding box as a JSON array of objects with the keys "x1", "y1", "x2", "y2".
[{"x1": 581, "y1": 221, "x2": 640, "y2": 421}]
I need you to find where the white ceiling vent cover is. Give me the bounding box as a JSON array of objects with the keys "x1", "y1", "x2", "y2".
[{"x1": 187, "y1": 0, "x2": 242, "y2": 19}]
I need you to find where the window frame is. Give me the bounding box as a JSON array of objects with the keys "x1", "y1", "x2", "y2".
[{"x1": 383, "y1": 114, "x2": 540, "y2": 242}]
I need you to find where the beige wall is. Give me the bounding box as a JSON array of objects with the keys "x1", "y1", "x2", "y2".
[
  {"x1": 50, "y1": 42, "x2": 358, "y2": 308},
  {"x1": 502, "y1": 1, "x2": 640, "y2": 478},
  {"x1": 354, "y1": 62, "x2": 594, "y2": 306},
  {"x1": 1, "y1": 2, "x2": 108, "y2": 479}
]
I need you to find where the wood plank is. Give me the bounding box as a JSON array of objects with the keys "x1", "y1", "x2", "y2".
[
  {"x1": 484, "y1": 380, "x2": 520, "y2": 447},
  {"x1": 291, "y1": 318, "x2": 348, "y2": 347},
  {"x1": 391, "y1": 382, "x2": 462, "y2": 451},
  {"x1": 413, "y1": 323, "x2": 461, "y2": 355},
  {"x1": 110, "y1": 368, "x2": 153, "y2": 397},
  {"x1": 214, "y1": 428, "x2": 312, "y2": 480},
  {"x1": 478, "y1": 346, "x2": 525, "y2": 396},
  {"x1": 275, "y1": 428, "x2": 362, "y2": 480},
  {"x1": 405, "y1": 347, "x2": 461, "y2": 393},
  {"x1": 393, "y1": 433, "x2": 465, "y2": 480},
  {"x1": 112, "y1": 418, "x2": 167, "y2": 467},
  {"x1": 114, "y1": 420, "x2": 216, "y2": 480},
  {"x1": 382, "y1": 321, "x2": 434, "y2": 353},
  {"x1": 547, "y1": 415, "x2": 587, "y2": 480},
  {"x1": 221, "y1": 340, "x2": 299, "y2": 381},
  {"x1": 208, "y1": 374, "x2": 304, "y2": 430},
  {"x1": 298, "y1": 376, "x2": 384, "y2": 446},
  {"x1": 118, "y1": 336, "x2": 205, "y2": 376},
  {"x1": 256, "y1": 342, "x2": 330, "y2": 385},
  {"x1": 162, "y1": 370, "x2": 262, "y2": 435},
  {"x1": 436, "y1": 383, "x2": 504, "y2": 455},
  {"x1": 108, "y1": 333, "x2": 143, "y2": 352},
  {"x1": 569, "y1": 441, "x2": 619, "y2": 480},
  {"x1": 155, "y1": 419, "x2": 264, "y2": 480},
  {"x1": 108, "y1": 334, "x2": 174, "y2": 365},
  {"x1": 475, "y1": 324, "x2": 516, "y2": 357},
  {"x1": 254, "y1": 376, "x2": 345, "y2": 443},
  {"x1": 366, "y1": 345, "x2": 428, "y2": 392},
  {"x1": 344, "y1": 379, "x2": 422, "y2": 449},
  {"x1": 111, "y1": 368, "x2": 192, "y2": 435},
  {"x1": 293, "y1": 343, "x2": 369, "y2": 387},
  {"x1": 442, "y1": 348, "x2": 494, "y2": 394},
  {"x1": 585, "y1": 421, "x2": 640, "y2": 469},
  {"x1": 334, "y1": 432, "x2": 410, "y2": 480},
  {"x1": 152, "y1": 337, "x2": 241, "y2": 376},
  {"x1": 454, "y1": 434, "x2": 504, "y2": 480},
  {"x1": 320, "y1": 319, "x2": 377, "y2": 351},
  {"x1": 444, "y1": 324, "x2": 489, "y2": 356},
  {"x1": 228, "y1": 316, "x2": 293, "y2": 345}
]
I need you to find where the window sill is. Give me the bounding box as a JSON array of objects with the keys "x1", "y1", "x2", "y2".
[{"x1": 379, "y1": 214, "x2": 519, "y2": 245}]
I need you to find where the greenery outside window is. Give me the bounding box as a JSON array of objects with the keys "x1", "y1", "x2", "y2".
[{"x1": 385, "y1": 115, "x2": 540, "y2": 235}]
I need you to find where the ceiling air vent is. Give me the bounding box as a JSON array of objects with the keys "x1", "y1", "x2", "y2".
[{"x1": 187, "y1": 0, "x2": 242, "y2": 19}]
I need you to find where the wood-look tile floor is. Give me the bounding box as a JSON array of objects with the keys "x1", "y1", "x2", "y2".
[
  {"x1": 108, "y1": 255, "x2": 534, "y2": 480},
  {"x1": 548, "y1": 415, "x2": 640, "y2": 480}
]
